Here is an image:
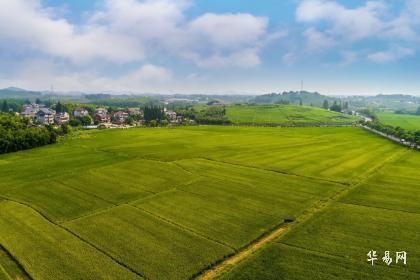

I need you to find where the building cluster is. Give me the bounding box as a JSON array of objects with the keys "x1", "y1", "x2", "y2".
[
  {"x1": 20, "y1": 104, "x2": 69, "y2": 125},
  {"x1": 19, "y1": 103, "x2": 186, "y2": 128}
]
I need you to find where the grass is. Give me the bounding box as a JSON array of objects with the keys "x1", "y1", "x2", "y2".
[
  {"x1": 225, "y1": 104, "x2": 357, "y2": 125},
  {"x1": 0, "y1": 126, "x2": 415, "y2": 279},
  {"x1": 377, "y1": 112, "x2": 420, "y2": 130}
]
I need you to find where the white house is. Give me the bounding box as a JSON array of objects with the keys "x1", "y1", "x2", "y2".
[
  {"x1": 54, "y1": 112, "x2": 70, "y2": 125},
  {"x1": 73, "y1": 108, "x2": 89, "y2": 117},
  {"x1": 35, "y1": 108, "x2": 56, "y2": 125}
]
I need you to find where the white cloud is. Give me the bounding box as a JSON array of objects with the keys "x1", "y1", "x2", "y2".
[
  {"x1": 0, "y1": 58, "x2": 173, "y2": 92},
  {"x1": 296, "y1": 0, "x2": 420, "y2": 43},
  {"x1": 188, "y1": 13, "x2": 268, "y2": 50},
  {"x1": 297, "y1": 0, "x2": 386, "y2": 41},
  {"x1": 368, "y1": 46, "x2": 415, "y2": 63},
  {"x1": 0, "y1": 0, "x2": 144, "y2": 64},
  {"x1": 294, "y1": 0, "x2": 420, "y2": 64},
  {"x1": 185, "y1": 48, "x2": 262, "y2": 68},
  {"x1": 0, "y1": 0, "x2": 277, "y2": 68},
  {"x1": 304, "y1": 27, "x2": 336, "y2": 51}
]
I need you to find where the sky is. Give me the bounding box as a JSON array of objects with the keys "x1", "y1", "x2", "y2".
[{"x1": 0, "y1": 0, "x2": 419, "y2": 95}]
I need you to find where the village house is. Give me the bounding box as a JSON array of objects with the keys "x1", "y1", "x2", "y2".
[
  {"x1": 94, "y1": 108, "x2": 111, "y2": 124},
  {"x1": 127, "y1": 108, "x2": 141, "y2": 116},
  {"x1": 35, "y1": 108, "x2": 56, "y2": 125},
  {"x1": 54, "y1": 112, "x2": 70, "y2": 125},
  {"x1": 20, "y1": 104, "x2": 42, "y2": 121},
  {"x1": 165, "y1": 110, "x2": 177, "y2": 123},
  {"x1": 73, "y1": 108, "x2": 89, "y2": 117},
  {"x1": 113, "y1": 111, "x2": 129, "y2": 124}
]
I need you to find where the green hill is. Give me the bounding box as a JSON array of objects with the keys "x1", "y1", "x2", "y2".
[
  {"x1": 225, "y1": 104, "x2": 357, "y2": 125},
  {"x1": 0, "y1": 87, "x2": 42, "y2": 99},
  {"x1": 253, "y1": 91, "x2": 336, "y2": 106}
]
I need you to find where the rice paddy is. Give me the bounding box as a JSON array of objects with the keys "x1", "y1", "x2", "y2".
[{"x1": 0, "y1": 126, "x2": 416, "y2": 279}]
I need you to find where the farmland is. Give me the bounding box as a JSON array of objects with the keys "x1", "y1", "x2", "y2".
[
  {"x1": 225, "y1": 104, "x2": 357, "y2": 125},
  {"x1": 377, "y1": 112, "x2": 420, "y2": 130},
  {"x1": 0, "y1": 126, "x2": 417, "y2": 279},
  {"x1": 220, "y1": 150, "x2": 420, "y2": 280}
]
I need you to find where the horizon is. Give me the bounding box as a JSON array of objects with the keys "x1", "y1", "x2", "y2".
[
  {"x1": 0, "y1": 0, "x2": 419, "y2": 94},
  {"x1": 2, "y1": 86, "x2": 420, "y2": 98}
]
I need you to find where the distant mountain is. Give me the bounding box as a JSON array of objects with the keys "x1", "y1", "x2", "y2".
[
  {"x1": 0, "y1": 87, "x2": 43, "y2": 99},
  {"x1": 253, "y1": 91, "x2": 337, "y2": 106},
  {"x1": 4, "y1": 87, "x2": 27, "y2": 92}
]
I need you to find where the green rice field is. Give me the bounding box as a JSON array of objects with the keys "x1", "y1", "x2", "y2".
[
  {"x1": 0, "y1": 126, "x2": 418, "y2": 279},
  {"x1": 377, "y1": 112, "x2": 420, "y2": 130}
]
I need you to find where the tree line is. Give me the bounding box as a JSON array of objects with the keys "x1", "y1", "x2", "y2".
[
  {"x1": 0, "y1": 114, "x2": 69, "y2": 154},
  {"x1": 322, "y1": 100, "x2": 349, "y2": 112},
  {"x1": 363, "y1": 120, "x2": 420, "y2": 146}
]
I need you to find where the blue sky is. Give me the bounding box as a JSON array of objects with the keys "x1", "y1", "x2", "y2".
[{"x1": 0, "y1": 0, "x2": 419, "y2": 95}]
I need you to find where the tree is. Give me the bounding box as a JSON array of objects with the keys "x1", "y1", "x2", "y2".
[
  {"x1": 55, "y1": 101, "x2": 64, "y2": 113},
  {"x1": 79, "y1": 116, "x2": 92, "y2": 126},
  {"x1": 330, "y1": 101, "x2": 342, "y2": 112},
  {"x1": 143, "y1": 106, "x2": 164, "y2": 123},
  {"x1": 1, "y1": 100, "x2": 8, "y2": 112},
  {"x1": 416, "y1": 106, "x2": 420, "y2": 116},
  {"x1": 299, "y1": 99, "x2": 303, "y2": 106},
  {"x1": 125, "y1": 116, "x2": 134, "y2": 125},
  {"x1": 149, "y1": 120, "x2": 158, "y2": 127},
  {"x1": 69, "y1": 119, "x2": 81, "y2": 127},
  {"x1": 35, "y1": 98, "x2": 42, "y2": 105},
  {"x1": 0, "y1": 114, "x2": 59, "y2": 154},
  {"x1": 323, "y1": 100, "x2": 329, "y2": 110},
  {"x1": 343, "y1": 102, "x2": 349, "y2": 110}
]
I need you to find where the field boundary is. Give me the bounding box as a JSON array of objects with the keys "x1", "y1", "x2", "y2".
[
  {"x1": 132, "y1": 205, "x2": 236, "y2": 251},
  {"x1": 194, "y1": 157, "x2": 350, "y2": 186}
]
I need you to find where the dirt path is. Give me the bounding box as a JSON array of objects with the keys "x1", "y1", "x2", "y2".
[{"x1": 196, "y1": 224, "x2": 288, "y2": 280}]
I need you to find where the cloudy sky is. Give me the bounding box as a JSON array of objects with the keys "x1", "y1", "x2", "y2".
[{"x1": 0, "y1": 0, "x2": 419, "y2": 95}]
